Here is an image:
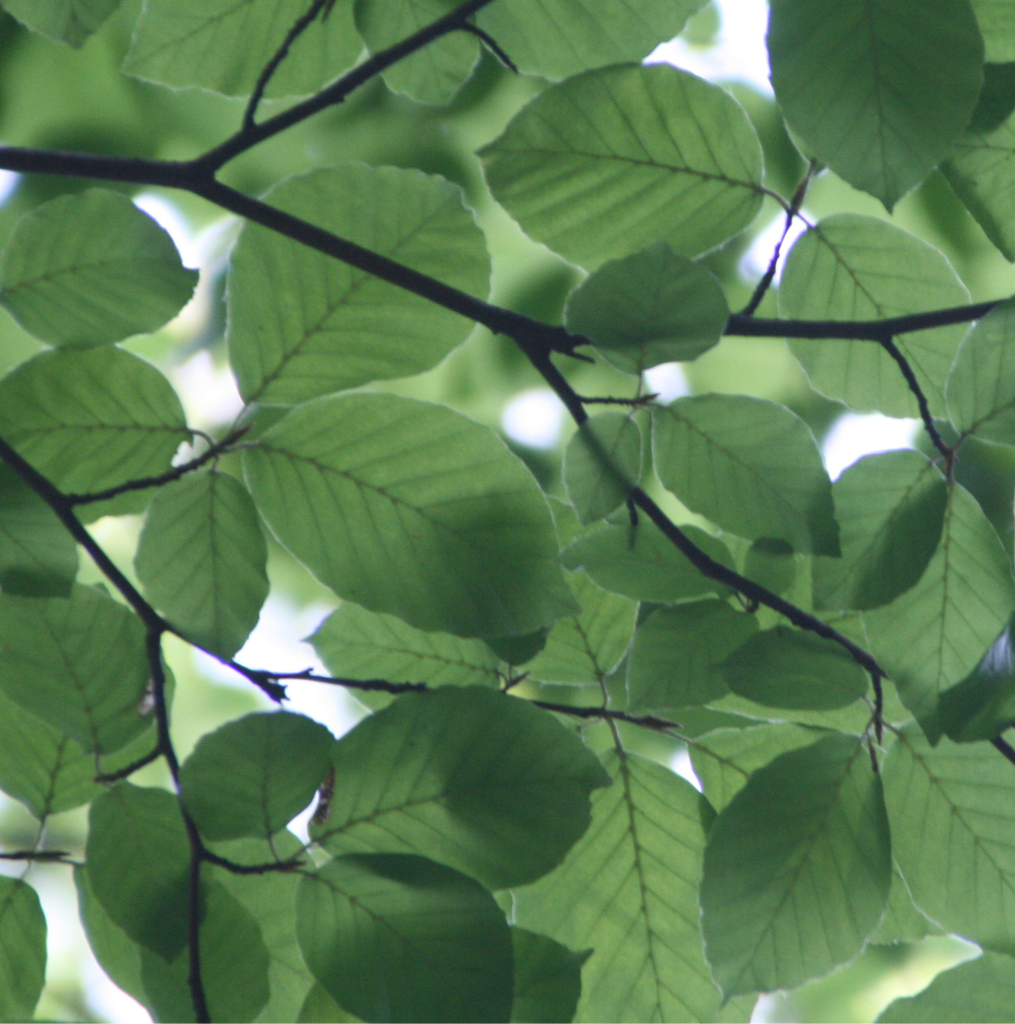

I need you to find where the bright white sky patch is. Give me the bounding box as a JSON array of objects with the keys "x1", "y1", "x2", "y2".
[
  {"x1": 0, "y1": 169, "x2": 19, "y2": 208},
  {"x1": 644, "y1": 363, "x2": 692, "y2": 403},
  {"x1": 169, "y1": 349, "x2": 245, "y2": 434},
  {"x1": 739, "y1": 209, "x2": 812, "y2": 284},
  {"x1": 502, "y1": 388, "x2": 566, "y2": 448},
  {"x1": 822, "y1": 413, "x2": 920, "y2": 480},
  {"x1": 133, "y1": 191, "x2": 201, "y2": 268}
]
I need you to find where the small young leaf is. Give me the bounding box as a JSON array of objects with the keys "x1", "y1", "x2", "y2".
[
  {"x1": 768, "y1": 0, "x2": 983, "y2": 208},
  {"x1": 481, "y1": 63, "x2": 764, "y2": 269},
  {"x1": 135, "y1": 472, "x2": 269, "y2": 659},
  {"x1": 244, "y1": 392, "x2": 576, "y2": 639},
  {"x1": 297, "y1": 854, "x2": 513, "y2": 1024},
  {"x1": 86, "y1": 784, "x2": 191, "y2": 960},
  {"x1": 510, "y1": 928, "x2": 589, "y2": 1024},
  {"x1": 627, "y1": 599, "x2": 758, "y2": 711},
  {"x1": 652, "y1": 394, "x2": 839, "y2": 554},
  {"x1": 564, "y1": 243, "x2": 728, "y2": 374},
  {"x1": 310, "y1": 686, "x2": 610, "y2": 890},
  {"x1": 0, "y1": 878, "x2": 46, "y2": 1022},
  {"x1": 813, "y1": 451, "x2": 947, "y2": 611},
  {"x1": 0, "y1": 585, "x2": 151, "y2": 754},
  {"x1": 700, "y1": 734, "x2": 891, "y2": 997},
  {"x1": 180, "y1": 711, "x2": 334, "y2": 841},
  {"x1": 721, "y1": 627, "x2": 868, "y2": 711},
  {"x1": 1, "y1": 0, "x2": 122, "y2": 47},
  {"x1": 563, "y1": 413, "x2": 641, "y2": 525},
  {"x1": 0, "y1": 189, "x2": 197, "y2": 346}
]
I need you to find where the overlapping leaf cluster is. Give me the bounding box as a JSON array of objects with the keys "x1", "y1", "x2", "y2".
[{"x1": 5, "y1": 0, "x2": 1015, "y2": 1021}]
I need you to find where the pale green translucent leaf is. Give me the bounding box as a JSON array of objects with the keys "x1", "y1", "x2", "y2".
[
  {"x1": 883, "y1": 723, "x2": 1015, "y2": 954},
  {"x1": 228, "y1": 165, "x2": 490, "y2": 405},
  {"x1": 947, "y1": 298, "x2": 1015, "y2": 443},
  {"x1": 562, "y1": 519, "x2": 734, "y2": 603},
  {"x1": 0, "y1": 189, "x2": 197, "y2": 346},
  {"x1": 878, "y1": 950, "x2": 1015, "y2": 1022},
  {"x1": 481, "y1": 64, "x2": 764, "y2": 269},
  {"x1": 510, "y1": 928, "x2": 589, "y2": 1024},
  {"x1": 527, "y1": 571, "x2": 637, "y2": 685},
  {"x1": 938, "y1": 619, "x2": 1015, "y2": 742},
  {"x1": 311, "y1": 602, "x2": 502, "y2": 689},
  {"x1": 515, "y1": 749, "x2": 751, "y2": 1022},
  {"x1": 123, "y1": 0, "x2": 361, "y2": 97},
  {"x1": 869, "y1": 863, "x2": 940, "y2": 945},
  {"x1": 564, "y1": 243, "x2": 729, "y2": 374},
  {"x1": 865, "y1": 484, "x2": 1015, "y2": 729},
  {"x1": 243, "y1": 393, "x2": 576, "y2": 639},
  {"x1": 297, "y1": 854, "x2": 513, "y2": 1023},
  {"x1": 1, "y1": 0, "x2": 120, "y2": 46},
  {"x1": 652, "y1": 394, "x2": 839, "y2": 554},
  {"x1": 627, "y1": 599, "x2": 758, "y2": 711},
  {"x1": 688, "y1": 722, "x2": 828, "y2": 813},
  {"x1": 721, "y1": 627, "x2": 868, "y2": 711},
  {"x1": 743, "y1": 538, "x2": 797, "y2": 596},
  {"x1": 354, "y1": 0, "x2": 477, "y2": 104},
  {"x1": 0, "y1": 463, "x2": 77, "y2": 597},
  {"x1": 0, "y1": 347, "x2": 189, "y2": 499},
  {"x1": 0, "y1": 878, "x2": 46, "y2": 1022},
  {"x1": 135, "y1": 472, "x2": 268, "y2": 659},
  {"x1": 86, "y1": 784, "x2": 191, "y2": 960},
  {"x1": 768, "y1": 0, "x2": 983, "y2": 207},
  {"x1": 0, "y1": 585, "x2": 151, "y2": 755},
  {"x1": 780, "y1": 215, "x2": 970, "y2": 417},
  {"x1": 310, "y1": 687, "x2": 609, "y2": 889},
  {"x1": 476, "y1": 0, "x2": 707, "y2": 79},
  {"x1": 563, "y1": 413, "x2": 640, "y2": 525},
  {"x1": 813, "y1": 451, "x2": 947, "y2": 611},
  {"x1": 973, "y1": 1, "x2": 1015, "y2": 61},
  {"x1": 701, "y1": 734, "x2": 891, "y2": 997},
  {"x1": 298, "y1": 984, "x2": 360, "y2": 1023}
]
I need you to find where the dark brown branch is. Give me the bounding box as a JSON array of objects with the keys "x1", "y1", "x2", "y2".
[
  {"x1": 459, "y1": 22, "x2": 518, "y2": 73},
  {"x1": 993, "y1": 735, "x2": 1015, "y2": 766},
  {"x1": 530, "y1": 700, "x2": 681, "y2": 732},
  {"x1": 0, "y1": 849, "x2": 72, "y2": 862},
  {"x1": 182, "y1": 811, "x2": 210, "y2": 1024},
  {"x1": 95, "y1": 746, "x2": 162, "y2": 784},
  {"x1": 200, "y1": 849, "x2": 305, "y2": 875}
]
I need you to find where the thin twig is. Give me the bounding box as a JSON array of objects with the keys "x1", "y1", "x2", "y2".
[
  {"x1": 200, "y1": 849, "x2": 305, "y2": 875},
  {"x1": 0, "y1": 849, "x2": 72, "y2": 862},
  {"x1": 458, "y1": 22, "x2": 518, "y2": 72},
  {"x1": 578, "y1": 393, "x2": 658, "y2": 408},
  {"x1": 95, "y1": 746, "x2": 161, "y2": 784},
  {"x1": 993, "y1": 735, "x2": 1015, "y2": 766},
  {"x1": 531, "y1": 699, "x2": 682, "y2": 732}
]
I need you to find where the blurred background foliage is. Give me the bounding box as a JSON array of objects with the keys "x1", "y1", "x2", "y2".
[{"x1": 0, "y1": 0, "x2": 1007, "y2": 1019}]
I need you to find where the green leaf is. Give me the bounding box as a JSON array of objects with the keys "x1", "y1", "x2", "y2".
[
  {"x1": 652, "y1": 394, "x2": 839, "y2": 554},
  {"x1": 123, "y1": 0, "x2": 361, "y2": 97},
  {"x1": 510, "y1": 928, "x2": 589, "y2": 1024},
  {"x1": 743, "y1": 538, "x2": 797, "y2": 597},
  {"x1": 883, "y1": 723, "x2": 1015, "y2": 954},
  {"x1": 296, "y1": 854, "x2": 513, "y2": 1024},
  {"x1": 311, "y1": 687, "x2": 609, "y2": 889},
  {"x1": 484, "y1": 630, "x2": 548, "y2": 668},
  {"x1": 0, "y1": 0, "x2": 120, "y2": 46},
  {"x1": 354, "y1": 0, "x2": 478, "y2": 105},
  {"x1": 561, "y1": 519, "x2": 734, "y2": 603},
  {"x1": 135, "y1": 472, "x2": 268, "y2": 659},
  {"x1": 0, "y1": 346, "x2": 189, "y2": 500},
  {"x1": 564, "y1": 243, "x2": 729, "y2": 374},
  {"x1": 243, "y1": 392, "x2": 576, "y2": 639},
  {"x1": 86, "y1": 783, "x2": 191, "y2": 960},
  {"x1": 865, "y1": 483, "x2": 1015, "y2": 730},
  {"x1": 779, "y1": 215, "x2": 970, "y2": 417},
  {"x1": 515, "y1": 750, "x2": 745, "y2": 1022},
  {"x1": 180, "y1": 711, "x2": 334, "y2": 841},
  {"x1": 0, "y1": 463, "x2": 77, "y2": 597},
  {"x1": 228, "y1": 165, "x2": 490, "y2": 405},
  {"x1": 878, "y1": 950, "x2": 1015, "y2": 1022},
  {"x1": 869, "y1": 863, "x2": 940, "y2": 945},
  {"x1": 627, "y1": 599, "x2": 758, "y2": 711},
  {"x1": 0, "y1": 584, "x2": 151, "y2": 754},
  {"x1": 311, "y1": 602, "x2": 502, "y2": 690},
  {"x1": 481, "y1": 63, "x2": 764, "y2": 269},
  {"x1": 526, "y1": 571, "x2": 638, "y2": 685},
  {"x1": 688, "y1": 722, "x2": 829, "y2": 813},
  {"x1": 813, "y1": 451, "x2": 947, "y2": 612},
  {"x1": 973, "y1": 1, "x2": 1015, "y2": 61},
  {"x1": 0, "y1": 189, "x2": 197, "y2": 346},
  {"x1": 767, "y1": 0, "x2": 983, "y2": 208},
  {"x1": 298, "y1": 984, "x2": 360, "y2": 1023},
  {"x1": 0, "y1": 878, "x2": 46, "y2": 1021},
  {"x1": 938, "y1": 620, "x2": 1015, "y2": 742},
  {"x1": 721, "y1": 627, "x2": 868, "y2": 711},
  {"x1": 476, "y1": 0, "x2": 708, "y2": 79},
  {"x1": 562, "y1": 413, "x2": 640, "y2": 525},
  {"x1": 700, "y1": 733, "x2": 891, "y2": 997},
  {"x1": 947, "y1": 298, "x2": 1015, "y2": 444}
]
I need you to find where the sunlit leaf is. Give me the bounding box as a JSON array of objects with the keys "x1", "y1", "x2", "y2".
[
  {"x1": 243, "y1": 393, "x2": 576, "y2": 639},
  {"x1": 481, "y1": 63, "x2": 764, "y2": 269},
  {"x1": 652, "y1": 394, "x2": 839, "y2": 554},
  {"x1": 972, "y1": 2, "x2": 1015, "y2": 63},
  {"x1": 297, "y1": 854, "x2": 513, "y2": 1023},
  {"x1": 0, "y1": 878, "x2": 46, "y2": 1022},
  {"x1": 310, "y1": 687, "x2": 609, "y2": 889},
  {"x1": 869, "y1": 863, "x2": 940, "y2": 945},
  {"x1": 510, "y1": 928, "x2": 589, "y2": 1024},
  {"x1": 768, "y1": 0, "x2": 983, "y2": 208},
  {"x1": 700, "y1": 733, "x2": 891, "y2": 997},
  {"x1": 562, "y1": 413, "x2": 640, "y2": 525},
  {"x1": 780, "y1": 215, "x2": 970, "y2": 417}
]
